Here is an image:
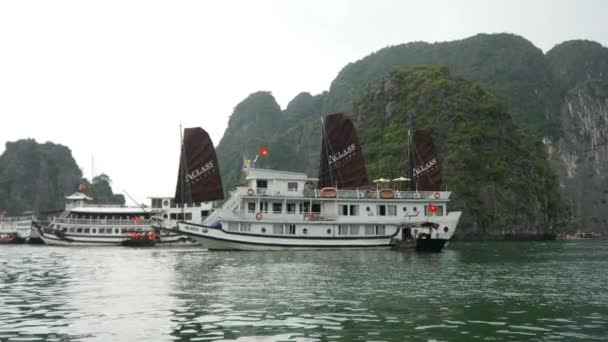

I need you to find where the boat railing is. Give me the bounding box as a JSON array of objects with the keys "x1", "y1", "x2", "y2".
[
  {"x1": 241, "y1": 187, "x2": 447, "y2": 200},
  {"x1": 0, "y1": 215, "x2": 36, "y2": 222},
  {"x1": 53, "y1": 217, "x2": 151, "y2": 226}
]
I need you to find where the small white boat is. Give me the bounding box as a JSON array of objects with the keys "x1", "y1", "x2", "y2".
[{"x1": 0, "y1": 213, "x2": 39, "y2": 243}]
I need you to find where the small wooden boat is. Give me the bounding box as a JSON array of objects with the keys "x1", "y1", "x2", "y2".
[
  {"x1": 0, "y1": 232, "x2": 22, "y2": 244},
  {"x1": 121, "y1": 232, "x2": 157, "y2": 247}
]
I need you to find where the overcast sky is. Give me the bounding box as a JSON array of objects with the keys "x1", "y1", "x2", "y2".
[{"x1": 1, "y1": 0, "x2": 606, "y2": 205}]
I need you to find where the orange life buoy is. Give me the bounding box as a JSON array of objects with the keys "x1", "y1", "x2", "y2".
[
  {"x1": 255, "y1": 212, "x2": 262, "y2": 220},
  {"x1": 433, "y1": 192, "x2": 440, "y2": 199},
  {"x1": 247, "y1": 188, "x2": 254, "y2": 196}
]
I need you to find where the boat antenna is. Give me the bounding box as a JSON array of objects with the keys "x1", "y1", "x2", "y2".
[
  {"x1": 179, "y1": 123, "x2": 187, "y2": 219},
  {"x1": 121, "y1": 188, "x2": 149, "y2": 215}
]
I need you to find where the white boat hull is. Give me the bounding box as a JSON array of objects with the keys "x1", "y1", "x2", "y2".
[
  {"x1": 174, "y1": 222, "x2": 397, "y2": 251},
  {"x1": 38, "y1": 228, "x2": 192, "y2": 246}
]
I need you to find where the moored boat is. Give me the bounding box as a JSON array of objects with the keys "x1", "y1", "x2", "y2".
[
  {"x1": 0, "y1": 213, "x2": 39, "y2": 244},
  {"x1": 37, "y1": 192, "x2": 188, "y2": 246},
  {"x1": 172, "y1": 114, "x2": 461, "y2": 251}
]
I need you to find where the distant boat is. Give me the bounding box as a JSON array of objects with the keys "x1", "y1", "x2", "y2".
[
  {"x1": 565, "y1": 231, "x2": 600, "y2": 240},
  {"x1": 36, "y1": 192, "x2": 189, "y2": 246},
  {"x1": 171, "y1": 113, "x2": 461, "y2": 251},
  {"x1": 0, "y1": 213, "x2": 39, "y2": 244}
]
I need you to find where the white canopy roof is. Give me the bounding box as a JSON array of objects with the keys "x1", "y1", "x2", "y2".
[{"x1": 65, "y1": 192, "x2": 93, "y2": 201}]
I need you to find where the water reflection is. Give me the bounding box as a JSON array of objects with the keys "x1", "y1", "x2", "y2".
[{"x1": 1, "y1": 242, "x2": 608, "y2": 341}]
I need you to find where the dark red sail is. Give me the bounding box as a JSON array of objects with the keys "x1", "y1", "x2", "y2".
[
  {"x1": 319, "y1": 113, "x2": 369, "y2": 188},
  {"x1": 409, "y1": 129, "x2": 441, "y2": 191},
  {"x1": 175, "y1": 127, "x2": 224, "y2": 204}
]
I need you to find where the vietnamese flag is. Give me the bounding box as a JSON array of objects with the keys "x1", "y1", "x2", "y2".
[
  {"x1": 428, "y1": 204, "x2": 438, "y2": 214},
  {"x1": 135, "y1": 216, "x2": 142, "y2": 223},
  {"x1": 259, "y1": 147, "x2": 270, "y2": 157}
]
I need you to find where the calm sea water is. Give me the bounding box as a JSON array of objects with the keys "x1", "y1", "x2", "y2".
[{"x1": 1, "y1": 242, "x2": 607, "y2": 341}]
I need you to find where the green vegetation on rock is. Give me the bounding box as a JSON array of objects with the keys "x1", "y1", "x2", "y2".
[{"x1": 355, "y1": 66, "x2": 569, "y2": 238}]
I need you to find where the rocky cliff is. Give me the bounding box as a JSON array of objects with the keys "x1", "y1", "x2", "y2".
[
  {"x1": 544, "y1": 40, "x2": 608, "y2": 231},
  {"x1": 0, "y1": 140, "x2": 82, "y2": 215},
  {"x1": 0, "y1": 140, "x2": 125, "y2": 215}
]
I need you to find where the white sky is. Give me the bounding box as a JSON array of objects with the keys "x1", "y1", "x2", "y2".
[{"x1": 1, "y1": 0, "x2": 606, "y2": 205}]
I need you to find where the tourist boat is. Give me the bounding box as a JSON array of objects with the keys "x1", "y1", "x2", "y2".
[
  {"x1": 0, "y1": 213, "x2": 40, "y2": 243},
  {"x1": 565, "y1": 231, "x2": 600, "y2": 240},
  {"x1": 37, "y1": 193, "x2": 190, "y2": 246},
  {"x1": 169, "y1": 114, "x2": 461, "y2": 251}
]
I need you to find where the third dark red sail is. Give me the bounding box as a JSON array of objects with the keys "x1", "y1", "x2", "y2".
[
  {"x1": 175, "y1": 127, "x2": 224, "y2": 204},
  {"x1": 409, "y1": 129, "x2": 441, "y2": 191},
  {"x1": 319, "y1": 113, "x2": 369, "y2": 189}
]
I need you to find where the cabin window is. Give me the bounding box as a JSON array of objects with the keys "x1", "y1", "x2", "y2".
[
  {"x1": 349, "y1": 205, "x2": 359, "y2": 216},
  {"x1": 76, "y1": 228, "x2": 83, "y2": 233},
  {"x1": 227, "y1": 222, "x2": 238, "y2": 231},
  {"x1": 84, "y1": 228, "x2": 90, "y2": 234},
  {"x1": 311, "y1": 203, "x2": 321, "y2": 214},
  {"x1": 201, "y1": 210, "x2": 210, "y2": 217},
  {"x1": 340, "y1": 205, "x2": 348, "y2": 216},
  {"x1": 69, "y1": 228, "x2": 75, "y2": 233},
  {"x1": 260, "y1": 201, "x2": 269, "y2": 213},
  {"x1": 273, "y1": 224, "x2": 283, "y2": 235},
  {"x1": 326, "y1": 228, "x2": 332, "y2": 235},
  {"x1": 299, "y1": 203, "x2": 310, "y2": 214},
  {"x1": 98, "y1": 228, "x2": 104, "y2": 234},
  {"x1": 62, "y1": 227, "x2": 67, "y2": 232},
  {"x1": 375, "y1": 225, "x2": 385, "y2": 235},
  {"x1": 339, "y1": 225, "x2": 349, "y2": 235},
  {"x1": 287, "y1": 182, "x2": 298, "y2": 192},
  {"x1": 185, "y1": 213, "x2": 192, "y2": 221},
  {"x1": 247, "y1": 202, "x2": 256, "y2": 213},
  {"x1": 121, "y1": 228, "x2": 126, "y2": 233},
  {"x1": 287, "y1": 224, "x2": 296, "y2": 235},
  {"x1": 302, "y1": 228, "x2": 308, "y2": 235},
  {"x1": 377, "y1": 205, "x2": 387, "y2": 216},
  {"x1": 256, "y1": 180, "x2": 268, "y2": 189},
  {"x1": 240, "y1": 223, "x2": 251, "y2": 232},
  {"x1": 402, "y1": 206, "x2": 407, "y2": 212},
  {"x1": 413, "y1": 207, "x2": 418, "y2": 212},
  {"x1": 272, "y1": 203, "x2": 282, "y2": 214},
  {"x1": 286, "y1": 203, "x2": 296, "y2": 214},
  {"x1": 170, "y1": 213, "x2": 177, "y2": 220},
  {"x1": 387, "y1": 205, "x2": 397, "y2": 216},
  {"x1": 261, "y1": 227, "x2": 266, "y2": 233},
  {"x1": 163, "y1": 214, "x2": 168, "y2": 219},
  {"x1": 364, "y1": 226, "x2": 374, "y2": 235},
  {"x1": 349, "y1": 225, "x2": 360, "y2": 235}
]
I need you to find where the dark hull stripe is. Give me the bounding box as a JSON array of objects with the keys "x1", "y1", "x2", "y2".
[
  {"x1": 168, "y1": 228, "x2": 393, "y2": 248},
  {"x1": 176, "y1": 222, "x2": 400, "y2": 240}
]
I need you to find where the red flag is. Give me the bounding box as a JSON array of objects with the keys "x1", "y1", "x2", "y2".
[
  {"x1": 1, "y1": 210, "x2": 7, "y2": 215},
  {"x1": 79, "y1": 183, "x2": 86, "y2": 191},
  {"x1": 259, "y1": 147, "x2": 270, "y2": 157},
  {"x1": 135, "y1": 216, "x2": 142, "y2": 223},
  {"x1": 428, "y1": 204, "x2": 438, "y2": 214}
]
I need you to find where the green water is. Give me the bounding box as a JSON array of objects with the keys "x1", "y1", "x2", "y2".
[{"x1": 1, "y1": 242, "x2": 607, "y2": 341}]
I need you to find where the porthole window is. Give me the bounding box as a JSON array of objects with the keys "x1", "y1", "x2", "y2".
[
  {"x1": 92, "y1": 228, "x2": 97, "y2": 234},
  {"x1": 261, "y1": 227, "x2": 266, "y2": 233},
  {"x1": 403, "y1": 207, "x2": 407, "y2": 212},
  {"x1": 366, "y1": 206, "x2": 371, "y2": 212},
  {"x1": 303, "y1": 228, "x2": 308, "y2": 235},
  {"x1": 444, "y1": 227, "x2": 449, "y2": 233},
  {"x1": 327, "y1": 229, "x2": 332, "y2": 234},
  {"x1": 413, "y1": 207, "x2": 418, "y2": 212},
  {"x1": 162, "y1": 200, "x2": 169, "y2": 207},
  {"x1": 163, "y1": 214, "x2": 168, "y2": 219},
  {"x1": 115, "y1": 228, "x2": 119, "y2": 234}
]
